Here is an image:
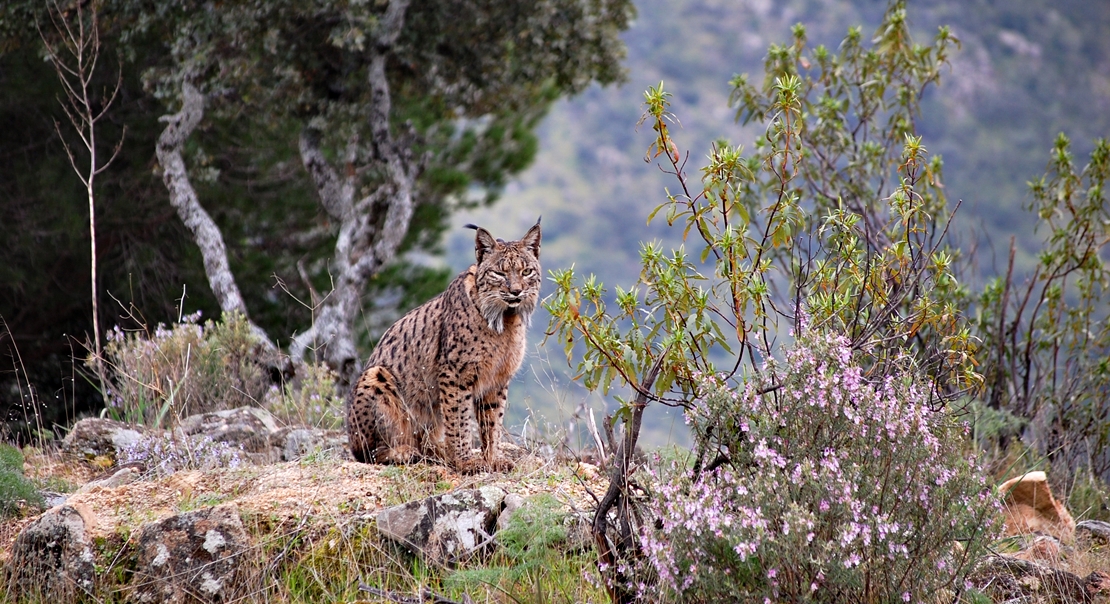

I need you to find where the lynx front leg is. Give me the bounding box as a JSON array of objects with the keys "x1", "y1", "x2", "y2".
[
  {"x1": 440, "y1": 370, "x2": 488, "y2": 474},
  {"x1": 348, "y1": 366, "x2": 418, "y2": 464},
  {"x1": 477, "y1": 386, "x2": 514, "y2": 472}
]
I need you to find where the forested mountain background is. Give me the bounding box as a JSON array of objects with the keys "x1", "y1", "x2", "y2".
[
  {"x1": 1, "y1": 0, "x2": 1108, "y2": 446},
  {"x1": 445, "y1": 0, "x2": 1110, "y2": 446}
]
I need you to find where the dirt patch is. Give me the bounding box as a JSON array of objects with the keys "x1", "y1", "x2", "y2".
[{"x1": 1, "y1": 453, "x2": 607, "y2": 559}]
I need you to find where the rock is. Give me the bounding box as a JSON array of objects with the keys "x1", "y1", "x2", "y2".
[
  {"x1": 1011, "y1": 534, "x2": 1063, "y2": 565},
  {"x1": 4, "y1": 504, "x2": 96, "y2": 601},
  {"x1": 77, "y1": 467, "x2": 141, "y2": 493},
  {"x1": 61, "y1": 417, "x2": 147, "y2": 460},
  {"x1": 496, "y1": 493, "x2": 526, "y2": 532},
  {"x1": 131, "y1": 504, "x2": 253, "y2": 604},
  {"x1": 1076, "y1": 519, "x2": 1110, "y2": 545},
  {"x1": 563, "y1": 510, "x2": 594, "y2": 553},
  {"x1": 968, "y1": 554, "x2": 1098, "y2": 604},
  {"x1": 276, "y1": 427, "x2": 348, "y2": 461},
  {"x1": 177, "y1": 406, "x2": 282, "y2": 464},
  {"x1": 39, "y1": 490, "x2": 69, "y2": 508},
  {"x1": 376, "y1": 486, "x2": 507, "y2": 564},
  {"x1": 999, "y1": 471, "x2": 1075, "y2": 541}
]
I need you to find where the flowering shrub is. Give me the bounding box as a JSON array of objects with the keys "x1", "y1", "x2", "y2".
[
  {"x1": 120, "y1": 432, "x2": 244, "y2": 478},
  {"x1": 97, "y1": 311, "x2": 271, "y2": 426},
  {"x1": 640, "y1": 330, "x2": 999, "y2": 603}
]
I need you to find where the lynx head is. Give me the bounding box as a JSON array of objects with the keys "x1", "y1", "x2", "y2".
[{"x1": 467, "y1": 219, "x2": 542, "y2": 333}]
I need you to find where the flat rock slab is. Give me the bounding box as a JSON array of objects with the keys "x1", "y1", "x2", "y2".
[
  {"x1": 275, "y1": 427, "x2": 348, "y2": 461},
  {"x1": 177, "y1": 406, "x2": 282, "y2": 464},
  {"x1": 969, "y1": 554, "x2": 1106, "y2": 604},
  {"x1": 377, "y1": 486, "x2": 507, "y2": 564}
]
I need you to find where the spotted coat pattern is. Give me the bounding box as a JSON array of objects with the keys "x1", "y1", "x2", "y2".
[{"x1": 347, "y1": 222, "x2": 542, "y2": 474}]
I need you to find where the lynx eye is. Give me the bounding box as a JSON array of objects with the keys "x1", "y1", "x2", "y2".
[{"x1": 522, "y1": 268, "x2": 535, "y2": 277}]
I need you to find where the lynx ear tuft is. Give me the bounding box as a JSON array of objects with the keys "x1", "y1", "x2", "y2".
[
  {"x1": 469, "y1": 224, "x2": 497, "y2": 264},
  {"x1": 521, "y1": 217, "x2": 541, "y2": 259}
]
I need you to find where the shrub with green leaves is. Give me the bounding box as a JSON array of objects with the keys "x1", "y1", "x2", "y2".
[
  {"x1": 0, "y1": 443, "x2": 43, "y2": 517},
  {"x1": 546, "y1": 3, "x2": 977, "y2": 418},
  {"x1": 974, "y1": 135, "x2": 1109, "y2": 481},
  {"x1": 640, "y1": 329, "x2": 998, "y2": 602},
  {"x1": 98, "y1": 311, "x2": 271, "y2": 426},
  {"x1": 544, "y1": 3, "x2": 992, "y2": 600}
]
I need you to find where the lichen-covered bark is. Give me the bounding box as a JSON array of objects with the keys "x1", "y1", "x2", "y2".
[
  {"x1": 290, "y1": 0, "x2": 420, "y2": 391},
  {"x1": 155, "y1": 82, "x2": 247, "y2": 317},
  {"x1": 156, "y1": 82, "x2": 280, "y2": 361}
]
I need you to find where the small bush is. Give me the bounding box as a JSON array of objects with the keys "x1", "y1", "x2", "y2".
[
  {"x1": 263, "y1": 362, "x2": 345, "y2": 430},
  {"x1": 0, "y1": 442, "x2": 44, "y2": 517},
  {"x1": 639, "y1": 330, "x2": 999, "y2": 603},
  {"x1": 98, "y1": 311, "x2": 271, "y2": 426}
]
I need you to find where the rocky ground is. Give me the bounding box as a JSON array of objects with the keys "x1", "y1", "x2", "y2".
[
  {"x1": 4, "y1": 408, "x2": 1110, "y2": 603},
  {"x1": 0, "y1": 409, "x2": 608, "y2": 603}
]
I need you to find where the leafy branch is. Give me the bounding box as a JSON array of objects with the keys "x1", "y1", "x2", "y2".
[{"x1": 545, "y1": 3, "x2": 980, "y2": 597}]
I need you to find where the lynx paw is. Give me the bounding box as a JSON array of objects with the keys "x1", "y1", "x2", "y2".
[
  {"x1": 486, "y1": 455, "x2": 515, "y2": 473},
  {"x1": 453, "y1": 455, "x2": 515, "y2": 474},
  {"x1": 453, "y1": 457, "x2": 489, "y2": 475},
  {"x1": 375, "y1": 445, "x2": 419, "y2": 465}
]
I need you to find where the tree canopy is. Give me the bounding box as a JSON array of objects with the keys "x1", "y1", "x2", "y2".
[{"x1": 0, "y1": 0, "x2": 633, "y2": 431}]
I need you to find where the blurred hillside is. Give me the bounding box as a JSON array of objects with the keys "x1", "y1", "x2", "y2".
[
  {"x1": 2, "y1": 0, "x2": 1106, "y2": 449},
  {"x1": 446, "y1": 0, "x2": 1110, "y2": 447}
]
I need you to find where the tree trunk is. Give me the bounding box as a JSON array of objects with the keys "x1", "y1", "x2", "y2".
[
  {"x1": 290, "y1": 0, "x2": 420, "y2": 392},
  {"x1": 156, "y1": 82, "x2": 248, "y2": 317},
  {"x1": 156, "y1": 81, "x2": 280, "y2": 359}
]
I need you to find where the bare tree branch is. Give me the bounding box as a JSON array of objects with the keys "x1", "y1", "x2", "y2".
[
  {"x1": 298, "y1": 127, "x2": 353, "y2": 220},
  {"x1": 154, "y1": 80, "x2": 286, "y2": 367},
  {"x1": 40, "y1": 0, "x2": 126, "y2": 395}
]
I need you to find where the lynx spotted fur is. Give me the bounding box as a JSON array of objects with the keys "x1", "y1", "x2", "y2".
[{"x1": 347, "y1": 221, "x2": 541, "y2": 474}]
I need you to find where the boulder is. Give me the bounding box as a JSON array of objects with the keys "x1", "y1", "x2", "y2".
[
  {"x1": 1000, "y1": 471, "x2": 1075, "y2": 541},
  {"x1": 4, "y1": 504, "x2": 96, "y2": 601},
  {"x1": 1011, "y1": 534, "x2": 1063, "y2": 565},
  {"x1": 177, "y1": 406, "x2": 282, "y2": 464},
  {"x1": 496, "y1": 493, "x2": 526, "y2": 532},
  {"x1": 1076, "y1": 519, "x2": 1110, "y2": 545},
  {"x1": 563, "y1": 510, "x2": 594, "y2": 553},
  {"x1": 61, "y1": 417, "x2": 147, "y2": 460},
  {"x1": 376, "y1": 486, "x2": 507, "y2": 564},
  {"x1": 968, "y1": 554, "x2": 1104, "y2": 604},
  {"x1": 77, "y1": 466, "x2": 141, "y2": 493},
  {"x1": 130, "y1": 504, "x2": 253, "y2": 604},
  {"x1": 275, "y1": 427, "x2": 348, "y2": 461}
]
